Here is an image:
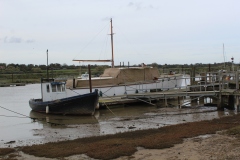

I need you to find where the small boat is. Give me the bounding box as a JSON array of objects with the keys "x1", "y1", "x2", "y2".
[{"x1": 29, "y1": 78, "x2": 99, "y2": 115}]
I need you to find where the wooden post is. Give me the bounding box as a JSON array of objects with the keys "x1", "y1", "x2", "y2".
[
  {"x1": 236, "y1": 71, "x2": 240, "y2": 111},
  {"x1": 236, "y1": 96, "x2": 240, "y2": 112},
  {"x1": 228, "y1": 95, "x2": 235, "y2": 110},
  {"x1": 88, "y1": 64, "x2": 92, "y2": 93},
  {"x1": 205, "y1": 72, "x2": 207, "y2": 91},
  {"x1": 178, "y1": 96, "x2": 180, "y2": 108},
  {"x1": 217, "y1": 92, "x2": 224, "y2": 110},
  {"x1": 218, "y1": 70, "x2": 224, "y2": 110},
  {"x1": 73, "y1": 78, "x2": 75, "y2": 88},
  {"x1": 236, "y1": 71, "x2": 239, "y2": 90},
  {"x1": 164, "y1": 95, "x2": 168, "y2": 107}
]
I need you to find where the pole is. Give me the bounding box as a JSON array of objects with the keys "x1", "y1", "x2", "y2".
[
  {"x1": 110, "y1": 18, "x2": 114, "y2": 68},
  {"x1": 47, "y1": 49, "x2": 49, "y2": 79},
  {"x1": 88, "y1": 64, "x2": 92, "y2": 93}
]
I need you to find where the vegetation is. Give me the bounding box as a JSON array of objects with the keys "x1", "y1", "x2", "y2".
[
  {"x1": 0, "y1": 62, "x2": 238, "y2": 84},
  {"x1": 1, "y1": 114, "x2": 240, "y2": 159}
]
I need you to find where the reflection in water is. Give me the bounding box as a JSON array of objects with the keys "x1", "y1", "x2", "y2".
[{"x1": 29, "y1": 111, "x2": 98, "y2": 125}]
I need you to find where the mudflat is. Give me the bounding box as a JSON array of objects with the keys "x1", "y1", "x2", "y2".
[{"x1": 1, "y1": 112, "x2": 240, "y2": 160}]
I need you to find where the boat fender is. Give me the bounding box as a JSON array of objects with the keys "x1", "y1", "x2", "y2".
[
  {"x1": 135, "y1": 89, "x2": 138, "y2": 93},
  {"x1": 46, "y1": 106, "x2": 49, "y2": 114}
]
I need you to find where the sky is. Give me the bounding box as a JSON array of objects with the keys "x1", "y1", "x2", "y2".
[{"x1": 1, "y1": 0, "x2": 240, "y2": 66}]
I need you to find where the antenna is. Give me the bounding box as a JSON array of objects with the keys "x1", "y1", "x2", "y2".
[
  {"x1": 47, "y1": 49, "x2": 49, "y2": 79},
  {"x1": 223, "y1": 43, "x2": 225, "y2": 68}
]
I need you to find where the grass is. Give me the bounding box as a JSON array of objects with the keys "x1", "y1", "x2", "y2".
[{"x1": 0, "y1": 148, "x2": 15, "y2": 156}]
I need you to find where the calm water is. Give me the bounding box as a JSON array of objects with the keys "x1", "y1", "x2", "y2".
[{"x1": 0, "y1": 82, "x2": 237, "y2": 148}]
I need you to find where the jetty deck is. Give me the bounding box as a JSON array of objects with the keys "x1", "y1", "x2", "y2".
[{"x1": 99, "y1": 70, "x2": 240, "y2": 110}]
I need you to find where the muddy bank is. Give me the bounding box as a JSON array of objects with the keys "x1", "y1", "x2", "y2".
[
  {"x1": 0, "y1": 103, "x2": 232, "y2": 148},
  {"x1": 1, "y1": 111, "x2": 240, "y2": 160}
]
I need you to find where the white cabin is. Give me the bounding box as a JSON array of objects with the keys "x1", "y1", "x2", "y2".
[{"x1": 41, "y1": 81, "x2": 67, "y2": 102}]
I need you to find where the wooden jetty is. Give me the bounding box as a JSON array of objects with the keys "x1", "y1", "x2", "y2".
[{"x1": 99, "y1": 70, "x2": 240, "y2": 111}]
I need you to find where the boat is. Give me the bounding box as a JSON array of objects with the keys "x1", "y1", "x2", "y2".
[
  {"x1": 29, "y1": 78, "x2": 99, "y2": 115},
  {"x1": 66, "y1": 19, "x2": 183, "y2": 98}
]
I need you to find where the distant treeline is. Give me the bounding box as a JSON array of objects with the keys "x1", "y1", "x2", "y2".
[{"x1": 0, "y1": 61, "x2": 236, "y2": 74}]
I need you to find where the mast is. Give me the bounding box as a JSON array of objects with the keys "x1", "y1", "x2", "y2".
[
  {"x1": 47, "y1": 49, "x2": 49, "y2": 79},
  {"x1": 110, "y1": 18, "x2": 114, "y2": 68},
  {"x1": 223, "y1": 43, "x2": 225, "y2": 68},
  {"x1": 73, "y1": 18, "x2": 114, "y2": 68}
]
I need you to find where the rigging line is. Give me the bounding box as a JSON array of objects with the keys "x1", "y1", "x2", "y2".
[
  {"x1": 73, "y1": 22, "x2": 109, "y2": 60},
  {"x1": 114, "y1": 25, "x2": 141, "y2": 56},
  {"x1": 0, "y1": 105, "x2": 29, "y2": 118},
  {"x1": 69, "y1": 88, "x2": 81, "y2": 95},
  {"x1": 0, "y1": 105, "x2": 64, "y2": 126},
  {"x1": 99, "y1": 25, "x2": 111, "y2": 60},
  {"x1": 103, "y1": 102, "x2": 116, "y2": 117}
]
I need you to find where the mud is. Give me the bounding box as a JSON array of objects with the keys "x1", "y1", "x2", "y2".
[{"x1": 1, "y1": 99, "x2": 235, "y2": 148}]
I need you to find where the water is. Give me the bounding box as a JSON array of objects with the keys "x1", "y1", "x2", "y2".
[{"x1": 0, "y1": 83, "x2": 237, "y2": 148}]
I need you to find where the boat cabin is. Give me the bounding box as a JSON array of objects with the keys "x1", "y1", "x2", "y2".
[{"x1": 41, "y1": 78, "x2": 67, "y2": 102}]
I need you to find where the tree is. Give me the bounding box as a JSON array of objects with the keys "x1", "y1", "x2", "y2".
[{"x1": 151, "y1": 63, "x2": 158, "y2": 68}]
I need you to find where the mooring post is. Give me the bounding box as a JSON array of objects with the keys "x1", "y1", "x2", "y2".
[
  {"x1": 236, "y1": 71, "x2": 240, "y2": 111},
  {"x1": 228, "y1": 95, "x2": 235, "y2": 110},
  {"x1": 236, "y1": 71, "x2": 239, "y2": 90},
  {"x1": 73, "y1": 78, "x2": 75, "y2": 88},
  {"x1": 88, "y1": 64, "x2": 92, "y2": 93},
  {"x1": 178, "y1": 96, "x2": 181, "y2": 108},
  {"x1": 164, "y1": 94, "x2": 168, "y2": 107},
  {"x1": 205, "y1": 72, "x2": 207, "y2": 91},
  {"x1": 217, "y1": 70, "x2": 224, "y2": 110}
]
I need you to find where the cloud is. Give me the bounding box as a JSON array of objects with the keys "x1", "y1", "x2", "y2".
[
  {"x1": 4, "y1": 36, "x2": 22, "y2": 43},
  {"x1": 128, "y1": 2, "x2": 157, "y2": 10},
  {"x1": 26, "y1": 39, "x2": 35, "y2": 43},
  {"x1": 2, "y1": 37, "x2": 35, "y2": 43}
]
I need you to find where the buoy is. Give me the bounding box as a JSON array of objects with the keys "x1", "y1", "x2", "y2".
[{"x1": 46, "y1": 106, "x2": 49, "y2": 114}]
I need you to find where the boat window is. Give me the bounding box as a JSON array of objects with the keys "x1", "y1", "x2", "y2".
[
  {"x1": 46, "y1": 84, "x2": 50, "y2": 92},
  {"x1": 52, "y1": 84, "x2": 57, "y2": 92},
  {"x1": 61, "y1": 84, "x2": 65, "y2": 92},
  {"x1": 57, "y1": 85, "x2": 61, "y2": 92}
]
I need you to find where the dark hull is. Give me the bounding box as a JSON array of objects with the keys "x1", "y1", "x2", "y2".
[{"x1": 29, "y1": 90, "x2": 99, "y2": 115}]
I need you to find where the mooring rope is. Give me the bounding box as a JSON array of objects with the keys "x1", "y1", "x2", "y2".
[
  {"x1": 103, "y1": 102, "x2": 116, "y2": 117},
  {"x1": 0, "y1": 105, "x2": 64, "y2": 126}
]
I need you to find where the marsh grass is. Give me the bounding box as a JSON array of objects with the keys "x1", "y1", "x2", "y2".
[
  {"x1": 0, "y1": 148, "x2": 15, "y2": 156},
  {"x1": 2, "y1": 114, "x2": 240, "y2": 159}
]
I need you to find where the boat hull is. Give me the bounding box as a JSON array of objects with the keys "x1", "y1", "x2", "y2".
[
  {"x1": 29, "y1": 90, "x2": 99, "y2": 115},
  {"x1": 67, "y1": 74, "x2": 184, "y2": 97}
]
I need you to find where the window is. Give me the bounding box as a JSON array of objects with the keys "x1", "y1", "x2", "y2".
[
  {"x1": 61, "y1": 84, "x2": 65, "y2": 92},
  {"x1": 57, "y1": 85, "x2": 61, "y2": 92},
  {"x1": 46, "y1": 85, "x2": 50, "y2": 92},
  {"x1": 52, "y1": 84, "x2": 56, "y2": 92}
]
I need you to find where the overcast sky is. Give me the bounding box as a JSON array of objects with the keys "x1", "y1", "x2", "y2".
[{"x1": 1, "y1": 0, "x2": 240, "y2": 66}]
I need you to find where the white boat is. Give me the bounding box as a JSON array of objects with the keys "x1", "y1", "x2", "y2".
[{"x1": 66, "y1": 19, "x2": 183, "y2": 98}]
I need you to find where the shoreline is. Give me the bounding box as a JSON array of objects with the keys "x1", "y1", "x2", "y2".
[{"x1": 1, "y1": 112, "x2": 240, "y2": 160}]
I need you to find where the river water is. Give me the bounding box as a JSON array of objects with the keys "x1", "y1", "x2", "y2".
[{"x1": 0, "y1": 82, "x2": 237, "y2": 148}]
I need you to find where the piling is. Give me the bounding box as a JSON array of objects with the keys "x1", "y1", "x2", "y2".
[
  {"x1": 88, "y1": 64, "x2": 92, "y2": 93},
  {"x1": 73, "y1": 78, "x2": 75, "y2": 88}
]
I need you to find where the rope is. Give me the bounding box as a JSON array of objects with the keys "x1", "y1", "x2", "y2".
[
  {"x1": 0, "y1": 105, "x2": 64, "y2": 126},
  {"x1": 103, "y1": 102, "x2": 116, "y2": 117}
]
